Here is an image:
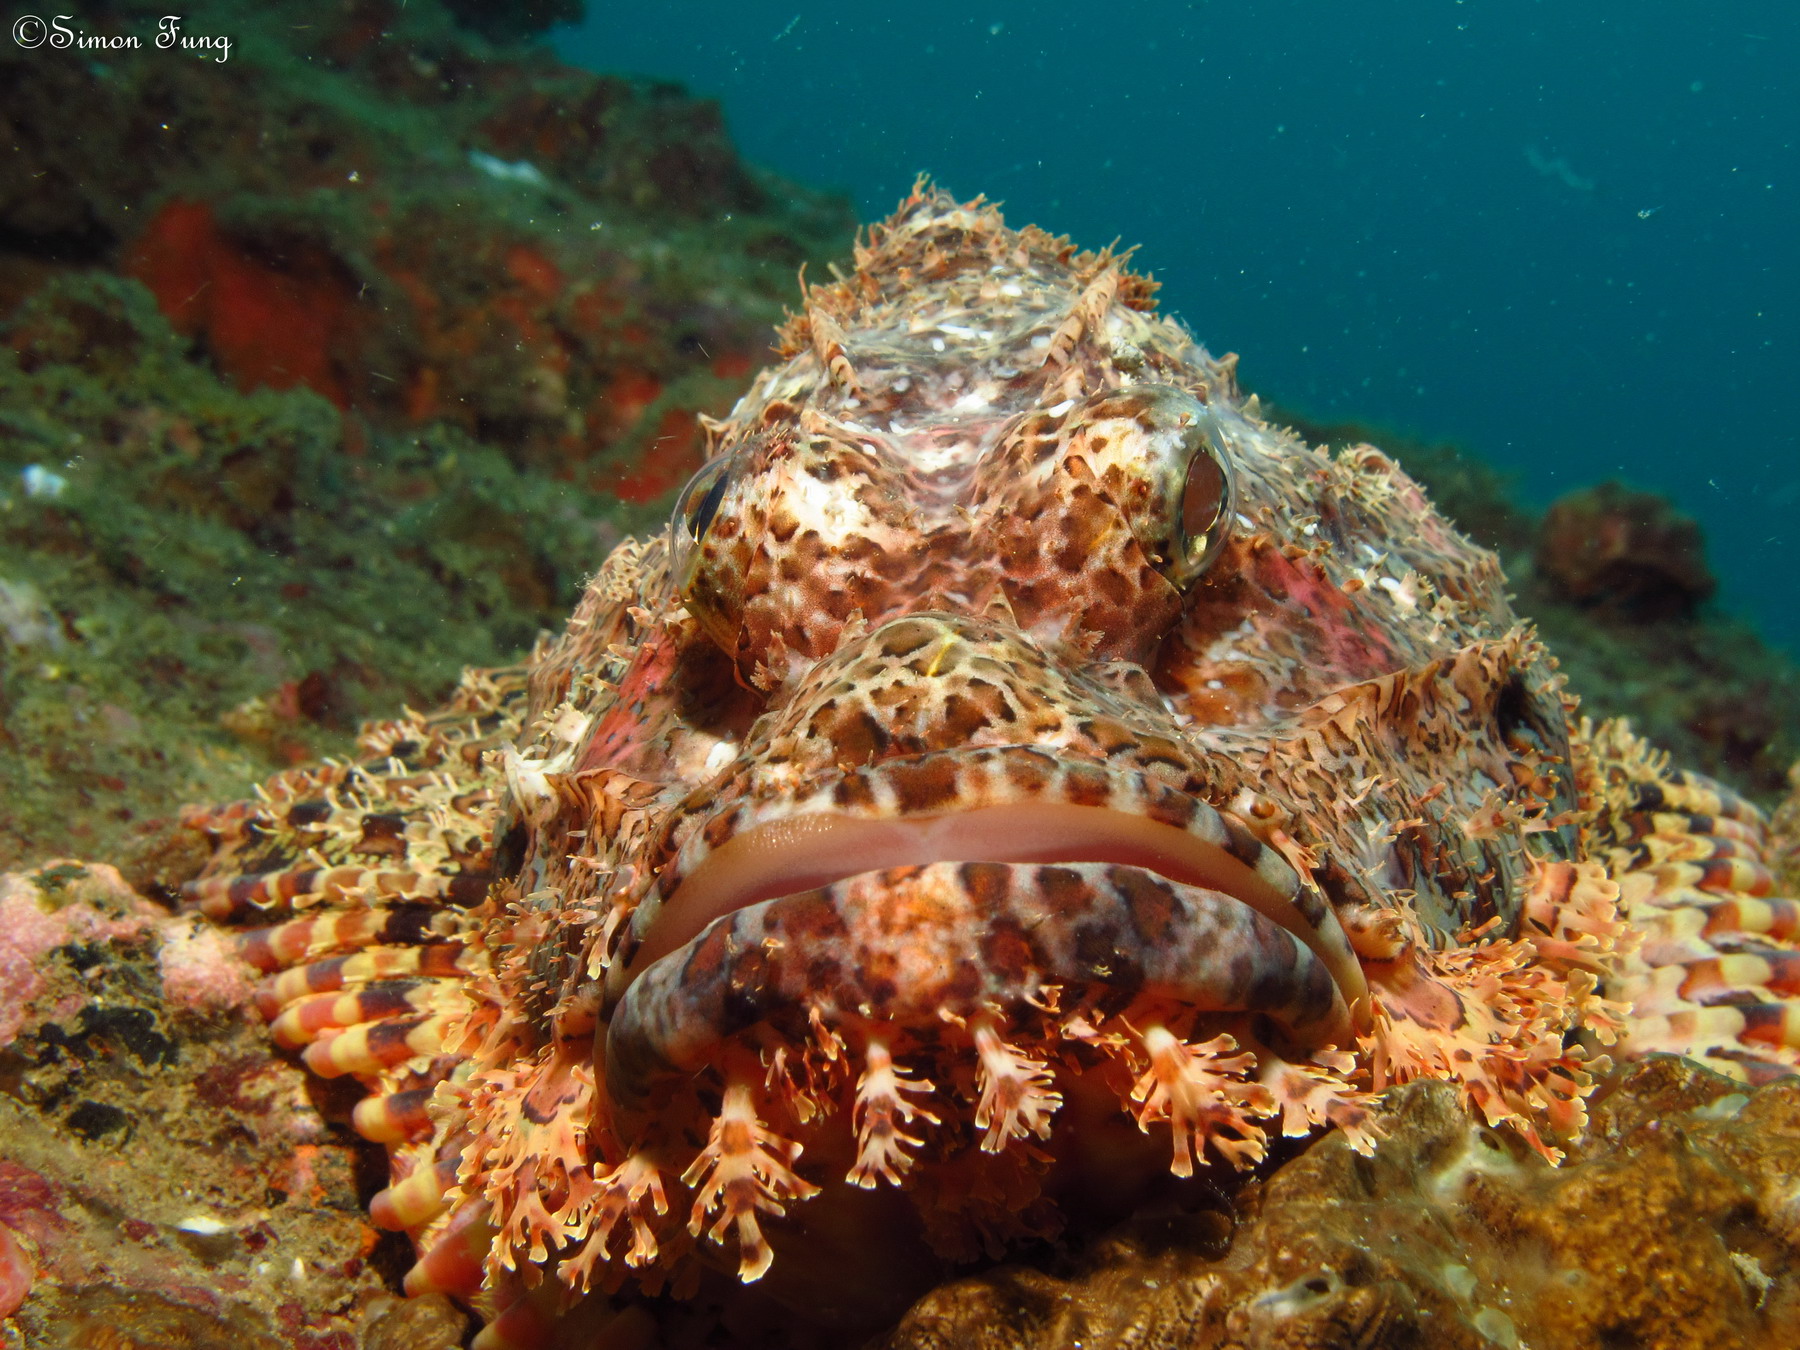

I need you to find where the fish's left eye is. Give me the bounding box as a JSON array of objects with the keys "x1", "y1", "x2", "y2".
[
  {"x1": 1170, "y1": 409, "x2": 1234, "y2": 587},
  {"x1": 1068, "y1": 383, "x2": 1238, "y2": 592}
]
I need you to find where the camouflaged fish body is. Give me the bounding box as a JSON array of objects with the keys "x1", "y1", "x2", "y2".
[{"x1": 183, "y1": 186, "x2": 1800, "y2": 1347}]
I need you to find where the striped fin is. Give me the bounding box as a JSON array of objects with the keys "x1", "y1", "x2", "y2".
[
  {"x1": 1593, "y1": 722, "x2": 1800, "y2": 1082},
  {"x1": 187, "y1": 865, "x2": 456, "y2": 924},
  {"x1": 256, "y1": 939, "x2": 477, "y2": 1016},
  {"x1": 269, "y1": 976, "x2": 473, "y2": 1050},
  {"x1": 371, "y1": 1151, "x2": 463, "y2": 1230},
  {"x1": 353, "y1": 1086, "x2": 439, "y2": 1144},
  {"x1": 177, "y1": 664, "x2": 530, "y2": 1332},
  {"x1": 303, "y1": 1011, "x2": 463, "y2": 1078},
  {"x1": 238, "y1": 904, "x2": 465, "y2": 972}
]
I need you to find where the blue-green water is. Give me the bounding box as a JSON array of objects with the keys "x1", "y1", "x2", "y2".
[{"x1": 558, "y1": 2, "x2": 1798, "y2": 652}]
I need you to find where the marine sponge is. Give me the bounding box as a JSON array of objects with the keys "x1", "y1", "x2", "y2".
[{"x1": 1535, "y1": 481, "x2": 1716, "y2": 620}]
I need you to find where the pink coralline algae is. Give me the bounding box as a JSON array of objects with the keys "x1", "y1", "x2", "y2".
[
  {"x1": 0, "y1": 866, "x2": 158, "y2": 1047},
  {"x1": 156, "y1": 914, "x2": 260, "y2": 1015},
  {"x1": 0, "y1": 1221, "x2": 30, "y2": 1320}
]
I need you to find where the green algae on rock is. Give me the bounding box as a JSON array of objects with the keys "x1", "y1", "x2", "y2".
[{"x1": 0, "y1": 272, "x2": 633, "y2": 871}]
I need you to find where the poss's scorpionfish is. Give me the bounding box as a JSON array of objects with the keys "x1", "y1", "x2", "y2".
[{"x1": 183, "y1": 185, "x2": 1800, "y2": 1348}]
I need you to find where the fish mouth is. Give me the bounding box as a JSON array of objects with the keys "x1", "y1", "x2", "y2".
[
  {"x1": 626, "y1": 802, "x2": 1365, "y2": 1005},
  {"x1": 604, "y1": 755, "x2": 1368, "y2": 1116}
]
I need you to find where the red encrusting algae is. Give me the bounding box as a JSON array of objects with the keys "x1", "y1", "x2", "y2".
[{"x1": 126, "y1": 200, "x2": 359, "y2": 407}]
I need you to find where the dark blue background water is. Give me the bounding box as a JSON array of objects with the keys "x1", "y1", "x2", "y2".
[{"x1": 559, "y1": 3, "x2": 1797, "y2": 651}]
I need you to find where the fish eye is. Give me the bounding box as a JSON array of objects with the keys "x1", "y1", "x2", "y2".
[
  {"x1": 1167, "y1": 408, "x2": 1236, "y2": 588},
  {"x1": 669, "y1": 447, "x2": 744, "y2": 587}
]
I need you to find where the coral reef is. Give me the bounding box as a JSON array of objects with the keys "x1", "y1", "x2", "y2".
[
  {"x1": 1, "y1": 0, "x2": 847, "y2": 481},
  {"x1": 882, "y1": 1056, "x2": 1800, "y2": 1350}
]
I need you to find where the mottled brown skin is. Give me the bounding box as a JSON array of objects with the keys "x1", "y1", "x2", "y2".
[{"x1": 178, "y1": 186, "x2": 1799, "y2": 1348}]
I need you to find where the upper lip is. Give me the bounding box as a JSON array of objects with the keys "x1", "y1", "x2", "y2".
[{"x1": 616, "y1": 763, "x2": 1368, "y2": 1036}]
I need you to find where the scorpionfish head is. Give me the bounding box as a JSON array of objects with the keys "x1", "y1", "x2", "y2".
[{"x1": 462, "y1": 187, "x2": 1598, "y2": 1344}]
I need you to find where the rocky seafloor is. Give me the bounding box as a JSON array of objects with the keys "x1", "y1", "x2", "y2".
[{"x1": 3, "y1": 1, "x2": 1800, "y2": 1347}]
